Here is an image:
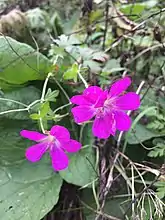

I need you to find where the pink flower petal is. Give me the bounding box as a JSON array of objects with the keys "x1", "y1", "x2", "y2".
[
  {"x1": 114, "y1": 111, "x2": 131, "y2": 131},
  {"x1": 70, "y1": 95, "x2": 92, "y2": 105},
  {"x1": 71, "y1": 106, "x2": 96, "y2": 123},
  {"x1": 71, "y1": 86, "x2": 104, "y2": 106},
  {"x1": 95, "y1": 90, "x2": 108, "y2": 108},
  {"x1": 116, "y1": 92, "x2": 140, "y2": 110},
  {"x1": 109, "y1": 77, "x2": 131, "y2": 97},
  {"x1": 61, "y1": 139, "x2": 82, "y2": 153},
  {"x1": 50, "y1": 147, "x2": 69, "y2": 171},
  {"x1": 20, "y1": 130, "x2": 46, "y2": 142},
  {"x1": 83, "y1": 86, "x2": 103, "y2": 95},
  {"x1": 50, "y1": 125, "x2": 70, "y2": 142},
  {"x1": 92, "y1": 113, "x2": 116, "y2": 139},
  {"x1": 83, "y1": 86, "x2": 104, "y2": 104},
  {"x1": 25, "y1": 143, "x2": 48, "y2": 162}
]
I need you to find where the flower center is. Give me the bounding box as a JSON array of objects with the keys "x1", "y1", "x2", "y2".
[
  {"x1": 95, "y1": 97, "x2": 116, "y2": 118},
  {"x1": 104, "y1": 97, "x2": 115, "y2": 108},
  {"x1": 46, "y1": 133, "x2": 62, "y2": 151},
  {"x1": 96, "y1": 107, "x2": 104, "y2": 118},
  {"x1": 47, "y1": 134, "x2": 55, "y2": 143}
]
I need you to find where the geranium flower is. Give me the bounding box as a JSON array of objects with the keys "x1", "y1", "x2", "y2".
[
  {"x1": 20, "y1": 125, "x2": 81, "y2": 171},
  {"x1": 70, "y1": 77, "x2": 140, "y2": 139}
]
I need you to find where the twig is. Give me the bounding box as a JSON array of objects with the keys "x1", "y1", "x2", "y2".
[
  {"x1": 132, "y1": 8, "x2": 165, "y2": 32},
  {"x1": 81, "y1": 200, "x2": 122, "y2": 220},
  {"x1": 125, "y1": 43, "x2": 165, "y2": 66},
  {"x1": 122, "y1": 173, "x2": 161, "y2": 219},
  {"x1": 39, "y1": 71, "x2": 53, "y2": 133},
  {"x1": 77, "y1": 64, "x2": 88, "y2": 88},
  {"x1": 102, "y1": 0, "x2": 109, "y2": 50}
]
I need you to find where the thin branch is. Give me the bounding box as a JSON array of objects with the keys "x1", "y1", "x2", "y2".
[
  {"x1": 80, "y1": 199, "x2": 122, "y2": 220},
  {"x1": 102, "y1": 0, "x2": 109, "y2": 50}
]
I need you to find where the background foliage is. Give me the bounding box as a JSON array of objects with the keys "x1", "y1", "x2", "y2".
[{"x1": 0, "y1": 0, "x2": 164, "y2": 220}]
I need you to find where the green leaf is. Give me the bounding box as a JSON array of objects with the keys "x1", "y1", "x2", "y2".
[
  {"x1": 0, "y1": 169, "x2": 62, "y2": 220},
  {"x1": 0, "y1": 36, "x2": 51, "y2": 86},
  {"x1": 26, "y1": 8, "x2": 51, "y2": 30},
  {"x1": 133, "y1": 35, "x2": 156, "y2": 47},
  {"x1": 0, "y1": 86, "x2": 40, "y2": 120},
  {"x1": 120, "y1": 3, "x2": 146, "y2": 20},
  {"x1": 59, "y1": 146, "x2": 96, "y2": 187},
  {"x1": 54, "y1": 34, "x2": 80, "y2": 48},
  {"x1": 0, "y1": 119, "x2": 54, "y2": 181},
  {"x1": 101, "y1": 59, "x2": 125, "y2": 75},
  {"x1": 40, "y1": 102, "x2": 51, "y2": 118},
  {"x1": 45, "y1": 88, "x2": 59, "y2": 102},
  {"x1": 89, "y1": 10, "x2": 103, "y2": 23},
  {"x1": 0, "y1": 118, "x2": 63, "y2": 219},
  {"x1": 148, "y1": 143, "x2": 165, "y2": 158},
  {"x1": 155, "y1": 181, "x2": 165, "y2": 199},
  {"x1": 63, "y1": 63, "x2": 78, "y2": 82},
  {"x1": 81, "y1": 123, "x2": 95, "y2": 147},
  {"x1": 30, "y1": 113, "x2": 40, "y2": 120},
  {"x1": 64, "y1": 11, "x2": 80, "y2": 33},
  {"x1": 84, "y1": 60, "x2": 101, "y2": 72},
  {"x1": 127, "y1": 124, "x2": 164, "y2": 145}
]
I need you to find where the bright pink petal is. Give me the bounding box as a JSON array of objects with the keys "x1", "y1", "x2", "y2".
[
  {"x1": 71, "y1": 106, "x2": 96, "y2": 123},
  {"x1": 109, "y1": 77, "x2": 131, "y2": 97},
  {"x1": 116, "y1": 92, "x2": 140, "y2": 110},
  {"x1": 20, "y1": 130, "x2": 46, "y2": 142},
  {"x1": 50, "y1": 125, "x2": 70, "y2": 142},
  {"x1": 71, "y1": 86, "x2": 104, "y2": 106},
  {"x1": 95, "y1": 90, "x2": 108, "y2": 108},
  {"x1": 92, "y1": 113, "x2": 116, "y2": 139},
  {"x1": 50, "y1": 147, "x2": 69, "y2": 171},
  {"x1": 25, "y1": 143, "x2": 47, "y2": 162},
  {"x1": 70, "y1": 95, "x2": 92, "y2": 105},
  {"x1": 83, "y1": 86, "x2": 104, "y2": 104},
  {"x1": 61, "y1": 139, "x2": 81, "y2": 153},
  {"x1": 114, "y1": 111, "x2": 131, "y2": 131}
]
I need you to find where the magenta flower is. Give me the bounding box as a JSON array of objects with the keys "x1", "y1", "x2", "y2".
[
  {"x1": 20, "y1": 125, "x2": 81, "y2": 171},
  {"x1": 70, "y1": 77, "x2": 140, "y2": 139}
]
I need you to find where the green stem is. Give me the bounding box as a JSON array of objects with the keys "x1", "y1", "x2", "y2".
[{"x1": 0, "y1": 98, "x2": 28, "y2": 107}]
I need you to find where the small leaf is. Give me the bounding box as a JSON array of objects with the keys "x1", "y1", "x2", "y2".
[
  {"x1": 30, "y1": 113, "x2": 40, "y2": 120},
  {"x1": 89, "y1": 10, "x2": 103, "y2": 23},
  {"x1": 63, "y1": 63, "x2": 78, "y2": 82},
  {"x1": 148, "y1": 143, "x2": 165, "y2": 158},
  {"x1": 40, "y1": 102, "x2": 51, "y2": 118},
  {"x1": 54, "y1": 34, "x2": 80, "y2": 48},
  {"x1": 45, "y1": 89, "x2": 59, "y2": 102},
  {"x1": 155, "y1": 181, "x2": 165, "y2": 199}
]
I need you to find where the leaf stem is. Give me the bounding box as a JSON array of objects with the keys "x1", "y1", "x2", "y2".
[
  {"x1": 0, "y1": 108, "x2": 28, "y2": 115},
  {"x1": 77, "y1": 64, "x2": 88, "y2": 88},
  {"x1": 0, "y1": 98, "x2": 28, "y2": 107},
  {"x1": 39, "y1": 55, "x2": 59, "y2": 133},
  {"x1": 53, "y1": 103, "x2": 71, "y2": 114}
]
